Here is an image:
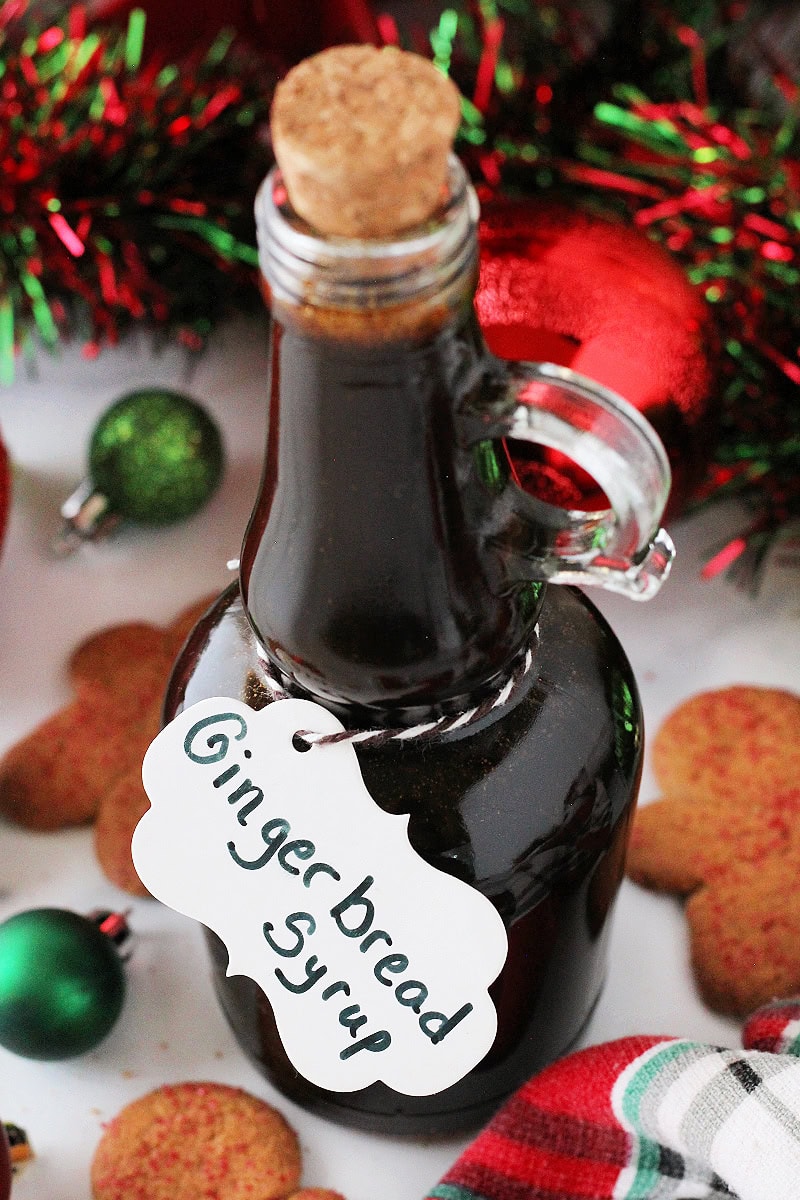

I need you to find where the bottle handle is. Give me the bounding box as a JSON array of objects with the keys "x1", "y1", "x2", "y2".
[{"x1": 478, "y1": 361, "x2": 675, "y2": 600}]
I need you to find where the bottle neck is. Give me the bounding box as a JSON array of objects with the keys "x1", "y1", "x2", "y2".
[
  {"x1": 256, "y1": 156, "x2": 479, "y2": 325},
  {"x1": 241, "y1": 161, "x2": 542, "y2": 715}
]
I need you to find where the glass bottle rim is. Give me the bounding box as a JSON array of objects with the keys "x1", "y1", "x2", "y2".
[{"x1": 255, "y1": 155, "x2": 479, "y2": 309}]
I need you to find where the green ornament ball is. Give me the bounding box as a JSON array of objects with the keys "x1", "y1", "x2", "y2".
[
  {"x1": 89, "y1": 388, "x2": 224, "y2": 525},
  {"x1": 0, "y1": 908, "x2": 126, "y2": 1060}
]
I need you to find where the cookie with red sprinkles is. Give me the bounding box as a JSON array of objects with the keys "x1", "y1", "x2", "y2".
[
  {"x1": 91, "y1": 1082, "x2": 301, "y2": 1200},
  {"x1": 626, "y1": 685, "x2": 800, "y2": 1016},
  {"x1": 0, "y1": 596, "x2": 213, "y2": 895},
  {"x1": 288, "y1": 1193, "x2": 347, "y2": 1200}
]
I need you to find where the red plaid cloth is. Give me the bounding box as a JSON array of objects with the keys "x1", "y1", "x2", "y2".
[{"x1": 426, "y1": 999, "x2": 800, "y2": 1200}]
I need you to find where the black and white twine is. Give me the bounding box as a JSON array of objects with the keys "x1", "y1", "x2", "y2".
[{"x1": 256, "y1": 629, "x2": 538, "y2": 750}]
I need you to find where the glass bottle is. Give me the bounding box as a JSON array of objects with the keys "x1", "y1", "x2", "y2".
[{"x1": 164, "y1": 157, "x2": 674, "y2": 1135}]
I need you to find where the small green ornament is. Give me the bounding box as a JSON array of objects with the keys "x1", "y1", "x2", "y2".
[
  {"x1": 58, "y1": 388, "x2": 224, "y2": 550},
  {"x1": 0, "y1": 908, "x2": 128, "y2": 1060},
  {"x1": 90, "y1": 388, "x2": 224, "y2": 524}
]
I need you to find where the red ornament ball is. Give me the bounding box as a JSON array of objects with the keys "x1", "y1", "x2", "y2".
[
  {"x1": 0, "y1": 1126, "x2": 9, "y2": 1200},
  {"x1": 0, "y1": 431, "x2": 9, "y2": 558},
  {"x1": 476, "y1": 197, "x2": 718, "y2": 518}
]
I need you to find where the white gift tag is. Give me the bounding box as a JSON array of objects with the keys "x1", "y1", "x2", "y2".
[{"x1": 133, "y1": 697, "x2": 508, "y2": 1096}]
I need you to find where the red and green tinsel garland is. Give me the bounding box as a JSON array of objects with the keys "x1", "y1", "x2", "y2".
[
  {"x1": 578, "y1": 85, "x2": 800, "y2": 582},
  {"x1": 0, "y1": 1, "x2": 272, "y2": 380}
]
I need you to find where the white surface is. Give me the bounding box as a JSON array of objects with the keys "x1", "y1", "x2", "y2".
[{"x1": 0, "y1": 319, "x2": 797, "y2": 1199}]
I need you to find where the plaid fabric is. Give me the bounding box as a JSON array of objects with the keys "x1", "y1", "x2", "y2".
[
  {"x1": 743, "y1": 999, "x2": 800, "y2": 1057},
  {"x1": 425, "y1": 1000, "x2": 800, "y2": 1200}
]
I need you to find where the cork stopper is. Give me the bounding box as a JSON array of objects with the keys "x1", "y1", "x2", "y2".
[{"x1": 270, "y1": 44, "x2": 462, "y2": 240}]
